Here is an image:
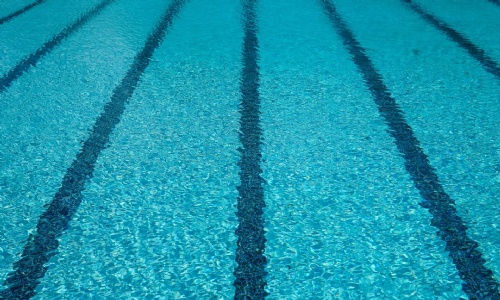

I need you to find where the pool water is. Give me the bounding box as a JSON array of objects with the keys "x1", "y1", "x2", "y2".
[{"x1": 0, "y1": 0, "x2": 499, "y2": 299}]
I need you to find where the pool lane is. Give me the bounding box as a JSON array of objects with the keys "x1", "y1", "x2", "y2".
[
  {"x1": 0, "y1": 0, "x2": 48, "y2": 25},
  {"x1": 233, "y1": 0, "x2": 268, "y2": 298},
  {"x1": 0, "y1": 0, "x2": 118, "y2": 94},
  {"x1": 410, "y1": 0, "x2": 500, "y2": 64},
  {"x1": 32, "y1": 0, "x2": 242, "y2": 298},
  {"x1": 0, "y1": 0, "x2": 38, "y2": 21},
  {"x1": 0, "y1": 0, "x2": 105, "y2": 76},
  {"x1": 399, "y1": 0, "x2": 500, "y2": 81},
  {"x1": 0, "y1": 0, "x2": 171, "y2": 296},
  {"x1": 332, "y1": 0, "x2": 500, "y2": 294},
  {"x1": 321, "y1": 0, "x2": 498, "y2": 298},
  {"x1": 258, "y1": 0, "x2": 465, "y2": 298},
  {"x1": 3, "y1": 0, "x2": 187, "y2": 297}
]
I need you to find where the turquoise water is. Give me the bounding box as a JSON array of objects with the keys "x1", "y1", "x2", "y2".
[{"x1": 0, "y1": 0, "x2": 499, "y2": 299}]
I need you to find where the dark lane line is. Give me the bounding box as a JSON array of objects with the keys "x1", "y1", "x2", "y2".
[
  {"x1": 0, "y1": 0, "x2": 115, "y2": 94},
  {"x1": 0, "y1": 0, "x2": 187, "y2": 298},
  {"x1": 0, "y1": 0, "x2": 47, "y2": 26},
  {"x1": 487, "y1": 0, "x2": 500, "y2": 7},
  {"x1": 401, "y1": 0, "x2": 500, "y2": 81},
  {"x1": 318, "y1": 0, "x2": 500, "y2": 299},
  {"x1": 233, "y1": 0, "x2": 268, "y2": 299}
]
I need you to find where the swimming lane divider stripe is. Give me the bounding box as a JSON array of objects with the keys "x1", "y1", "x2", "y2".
[
  {"x1": 0, "y1": 0, "x2": 115, "y2": 94},
  {"x1": 401, "y1": 0, "x2": 500, "y2": 80},
  {"x1": 487, "y1": 0, "x2": 500, "y2": 7},
  {"x1": 0, "y1": 1, "x2": 187, "y2": 298},
  {"x1": 318, "y1": 0, "x2": 500, "y2": 299},
  {"x1": 233, "y1": 0, "x2": 268, "y2": 299},
  {"x1": 0, "y1": 0, "x2": 47, "y2": 25}
]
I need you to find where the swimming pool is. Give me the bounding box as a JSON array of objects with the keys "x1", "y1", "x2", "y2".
[{"x1": 0, "y1": 0, "x2": 499, "y2": 298}]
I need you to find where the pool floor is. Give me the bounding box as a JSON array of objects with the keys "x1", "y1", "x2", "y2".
[{"x1": 0, "y1": 0, "x2": 499, "y2": 299}]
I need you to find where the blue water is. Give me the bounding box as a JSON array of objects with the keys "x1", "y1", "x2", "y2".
[{"x1": 0, "y1": 0, "x2": 499, "y2": 298}]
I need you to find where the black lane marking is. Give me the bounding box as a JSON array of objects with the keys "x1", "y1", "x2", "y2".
[
  {"x1": 0, "y1": 0, "x2": 47, "y2": 25},
  {"x1": 318, "y1": 0, "x2": 500, "y2": 299},
  {"x1": 233, "y1": 0, "x2": 268, "y2": 299},
  {"x1": 0, "y1": 0, "x2": 115, "y2": 94},
  {"x1": 0, "y1": 0, "x2": 187, "y2": 298},
  {"x1": 401, "y1": 0, "x2": 500, "y2": 80},
  {"x1": 487, "y1": 0, "x2": 500, "y2": 7}
]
